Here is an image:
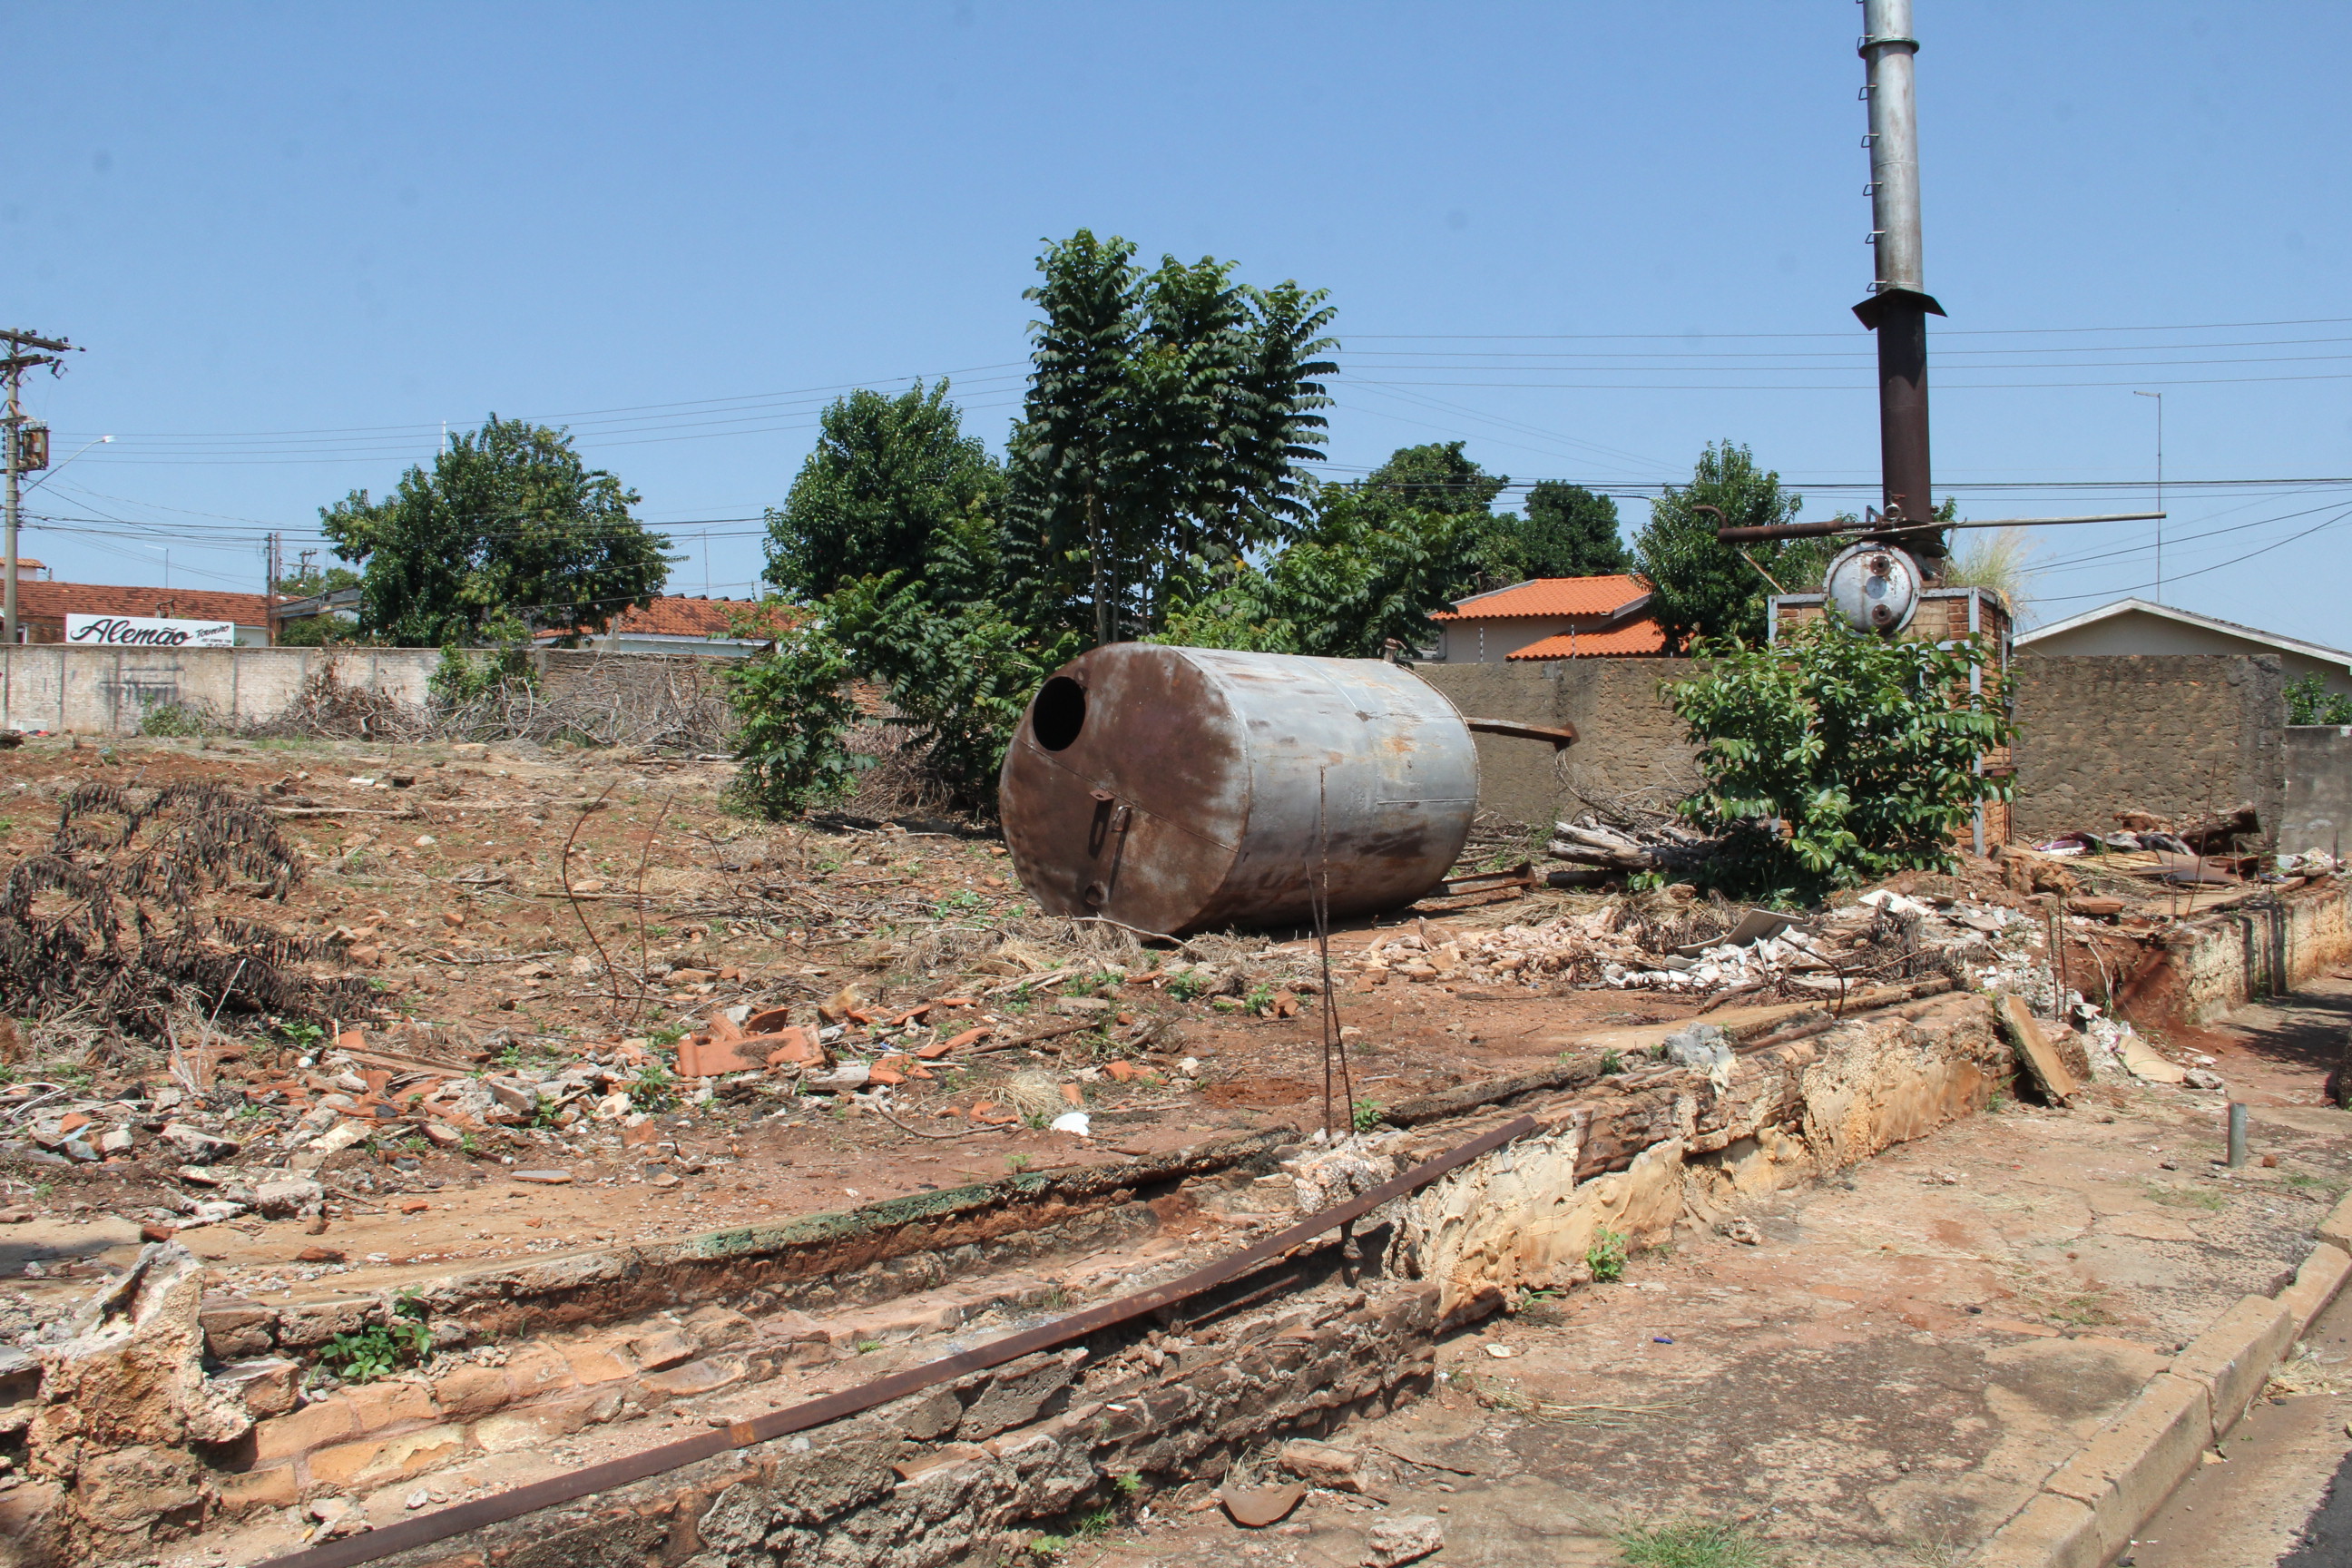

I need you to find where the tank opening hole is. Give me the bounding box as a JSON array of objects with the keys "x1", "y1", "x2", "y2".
[{"x1": 1033, "y1": 677, "x2": 1086, "y2": 751}]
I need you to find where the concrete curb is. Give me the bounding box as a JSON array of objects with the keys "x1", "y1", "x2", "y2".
[{"x1": 1974, "y1": 1192, "x2": 2352, "y2": 1566}]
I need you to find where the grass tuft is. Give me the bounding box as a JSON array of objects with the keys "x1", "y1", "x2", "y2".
[{"x1": 1615, "y1": 1518, "x2": 1778, "y2": 1568}]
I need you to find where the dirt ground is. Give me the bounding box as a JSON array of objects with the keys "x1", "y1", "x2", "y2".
[
  {"x1": 1064, "y1": 973, "x2": 2352, "y2": 1568},
  {"x1": 0, "y1": 733, "x2": 1720, "y2": 1331},
  {"x1": 6, "y1": 732, "x2": 2341, "y2": 1568}
]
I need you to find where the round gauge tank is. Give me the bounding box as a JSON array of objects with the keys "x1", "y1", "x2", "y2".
[{"x1": 997, "y1": 644, "x2": 1479, "y2": 936}]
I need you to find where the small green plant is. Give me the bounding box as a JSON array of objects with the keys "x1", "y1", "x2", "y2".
[
  {"x1": 931, "y1": 888, "x2": 984, "y2": 920},
  {"x1": 1167, "y1": 969, "x2": 1209, "y2": 1003},
  {"x1": 1006, "y1": 1152, "x2": 1033, "y2": 1174},
  {"x1": 629, "y1": 1063, "x2": 676, "y2": 1113},
  {"x1": 1586, "y1": 1226, "x2": 1629, "y2": 1283},
  {"x1": 649, "y1": 1026, "x2": 684, "y2": 1046},
  {"x1": 1598, "y1": 1049, "x2": 1625, "y2": 1076},
  {"x1": 1074, "y1": 1506, "x2": 1115, "y2": 1538},
  {"x1": 0, "y1": 817, "x2": 15, "y2": 834},
  {"x1": 855, "y1": 1338, "x2": 882, "y2": 1354},
  {"x1": 1244, "y1": 985, "x2": 1276, "y2": 1015},
  {"x1": 1025, "y1": 1536, "x2": 1068, "y2": 1563},
  {"x1": 1984, "y1": 1090, "x2": 2007, "y2": 1114},
  {"x1": 1351, "y1": 1098, "x2": 1385, "y2": 1133},
  {"x1": 1615, "y1": 1517, "x2": 1777, "y2": 1568},
  {"x1": 279, "y1": 1020, "x2": 326, "y2": 1052},
  {"x1": 459, "y1": 1132, "x2": 481, "y2": 1155},
  {"x1": 316, "y1": 1294, "x2": 432, "y2": 1384},
  {"x1": 236, "y1": 1102, "x2": 265, "y2": 1121},
  {"x1": 1109, "y1": 1472, "x2": 1142, "y2": 1499}
]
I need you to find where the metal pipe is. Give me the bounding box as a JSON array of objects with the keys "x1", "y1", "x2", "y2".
[
  {"x1": 2227, "y1": 1101, "x2": 2249, "y2": 1168},
  {"x1": 1716, "y1": 512, "x2": 2166, "y2": 544},
  {"x1": 1856, "y1": 0, "x2": 1945, "y2": 555}
]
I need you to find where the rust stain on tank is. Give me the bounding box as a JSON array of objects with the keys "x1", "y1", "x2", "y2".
[{"x1": 997, "y1": 646, "x2": 1479, "y2": 934}]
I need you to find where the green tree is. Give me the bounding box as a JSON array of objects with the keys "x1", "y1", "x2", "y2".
[
  {"x1": 319, "y1": 416, "x2": 669, "y2": 646},
  {"x1": 762, "y1": 381, "x2": 1003, "y2": 603},
  {"x1": 1002, "y1": 230, "x2": 1336, "y2": 644},
  {"x1": 1156, "y1": 479, "x2": 1488, "y2": 659},
  {"x1": 1664, "y1": 620, "x2": 2014, "y2": 903},
  {"x1": 1355, "y1": 441, "x2": 1504, "y2": 522},
  {"x1": 1510, "y1": 482, "x2": 1628, "y2": 578},
  {"x1": 1632, "y1": 442, "x2": 1828, "y2": 652}
]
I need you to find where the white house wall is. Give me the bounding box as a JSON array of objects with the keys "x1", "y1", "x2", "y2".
[{"x1": 2024, "y1": 612, "x2": 2352, "y2": 698}]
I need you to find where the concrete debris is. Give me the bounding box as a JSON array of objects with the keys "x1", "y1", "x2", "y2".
[{"x1": 1363, "y1": 1512, "x2": 1446, "y2": 1567}]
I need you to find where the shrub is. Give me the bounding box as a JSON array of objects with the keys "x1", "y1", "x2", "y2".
[
  {"x1": 1664, "y1": 619, "x2": 2014, "y2": 904},
  {"x1": 2288, "y1": 672, "x2": 2352, "y2": 726},
  {"x1": 722, "y1": 621, "x2": 867, "y2": 818}
]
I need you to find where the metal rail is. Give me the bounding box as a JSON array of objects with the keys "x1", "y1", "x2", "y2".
[
  {"x1": 1715, "y1": 512, "x2": 2165, "y2": 544},
  {"x1": 254, "y1": 1115, "x2": 1538, "y2": 1568}
]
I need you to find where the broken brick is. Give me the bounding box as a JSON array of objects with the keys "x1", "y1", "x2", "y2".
[{"x1": 921, "y1": 1025, "x2": 991, "y2": 1059}]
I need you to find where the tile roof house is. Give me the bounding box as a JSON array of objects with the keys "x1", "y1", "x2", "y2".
[
  {"x1": 538, "y1": 594, "x2": 797, "y2": 658},
  {"x1": 2015, "y1": 598, "x2": 2352, "y2": 699},
  {"x1": 7, "y1": 580, "x2": 278, "y2": 645},
  {"x1": 1427, "y1": 573, "x2": 1669, "y2": 662}
]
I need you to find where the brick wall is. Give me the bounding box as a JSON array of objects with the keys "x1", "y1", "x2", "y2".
[
  {"x1": 2011, "y1": 654, "x2": 2287, "y2": 848},
  {"x1": 1408, "y1": 660, "x2": 1697, "y2": 830}
]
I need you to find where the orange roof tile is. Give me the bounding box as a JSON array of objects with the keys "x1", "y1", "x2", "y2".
[
  {"x1": 537, "y1": 595, "x2": 800, "y2": 642},
  {"x1": 1505, "y1": 616, "x2": 1670, "y2": 659},
  {"x1": 1430, "y1": 573, "x2": 1651, "y2": 622},
  {"x1": 14, "y1": 580, "x2": 275, "y2": 626}
]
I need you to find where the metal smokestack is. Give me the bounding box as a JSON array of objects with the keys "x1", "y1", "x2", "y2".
[{"x1": 1854, "y1": 0, "x2": 1945, "y2": 563}]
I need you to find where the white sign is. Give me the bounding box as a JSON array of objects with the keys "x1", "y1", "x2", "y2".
[{"x1": 64, "y1": 613, "x2": 239, "y2": 648}]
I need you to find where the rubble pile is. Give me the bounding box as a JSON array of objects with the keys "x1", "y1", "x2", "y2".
[{"x1": 1354, "y1": 885, "x2": 2033, "y2": 998}]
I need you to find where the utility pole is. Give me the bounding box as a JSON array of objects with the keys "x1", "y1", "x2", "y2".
[
  {"x1": 1854, "y1": 0, "x2": 1946, "y2": 572},
  {"x1": 265, "y1": 532, "x2": 283, "y2": 645},
  {"x1": 2133, "y1": 390, "x2": 2163, "y2": 603},
  {"x1": 2, "y1": 328, "x2": 78, "y2": 647}
]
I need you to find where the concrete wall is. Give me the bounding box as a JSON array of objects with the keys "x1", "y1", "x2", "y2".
[
  {"x1": 1409, "y1": 658, "x2": 1696, "y2": 830},
  {"x1": 2285, "y1": 725, "x2": 2352, "y2": 857},
  {"x1": 0, "y1": 644, "x2": 441, "y2": 736},
  {"x1": 2011, "y1": 653, "x2": 2287, "y2": 848}
]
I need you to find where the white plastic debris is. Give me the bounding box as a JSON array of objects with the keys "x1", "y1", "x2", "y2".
[{"x1": 1050, "y1": 1111, "x2": 1092, "y2": 1137}]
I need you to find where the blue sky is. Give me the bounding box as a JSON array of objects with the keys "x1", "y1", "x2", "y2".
[{"x1": 5, "y1": 1, "x2": 2347, "y2": 645}]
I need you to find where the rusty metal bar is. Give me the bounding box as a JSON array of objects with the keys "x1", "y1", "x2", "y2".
[
  {"x1": 253, "y1": 1115, "x2": 1538, "y2": 1568},
  {"x1": 1462, "y1": 717, "x2": 1578, "y2": 748},
  {"x1": 1717, "y1": 512, "x2": 2165, "y2": 545}
]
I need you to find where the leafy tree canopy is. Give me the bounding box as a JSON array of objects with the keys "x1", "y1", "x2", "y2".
[
  {"x1": 762, "y1": 380, "x2": 1003, "y2": 603},
  {"x1": 1632, "y1": 441, "x2": 1828, "y2": 652},
  {"x1": 320, "y1": 416, "x2": 669, "y2": 647},
  {"x1": 1355, "y1": 441, "x2": 1504, "y2": 521},
  {"x1": 1002, "y1": 230, "x2": 1337, "y2": 644},
  {"x1": 1509, "y1": 482, "x2": 1628, "y2": 579}
]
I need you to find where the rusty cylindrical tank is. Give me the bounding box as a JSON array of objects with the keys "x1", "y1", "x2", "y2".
[{"x1": 997, "y1": 645, "x2": 1479, "y2": 936}]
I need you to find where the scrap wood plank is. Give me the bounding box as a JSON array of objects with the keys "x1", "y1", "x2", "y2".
[{"x1": 1997, "y1": 994, "x2": 2079, "y2": 1102}]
